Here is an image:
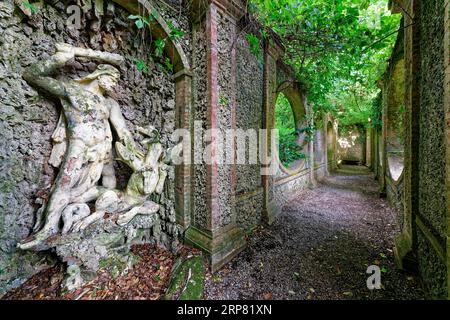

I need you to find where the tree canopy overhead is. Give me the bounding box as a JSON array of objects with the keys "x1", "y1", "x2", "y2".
[{"x1": 249, "y1": 0, "x2": 401, "y2": 128}]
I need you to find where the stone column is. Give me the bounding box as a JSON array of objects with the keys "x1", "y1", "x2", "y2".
[
  {"x1": 185, "y1": 0, "x2": 245, "y2": 272},
  {"x1": 307, "y1": 100, "x2": 316, "y2": 186},
  {"x1": 380, "y1": 78, "x2": 387, "y2": 196},
  {"x1": 324, "y1": 115, "x2": 330, "y2": 175},
  {"x1": 366, "y1": 128, "x2": 371, "y2": 168},
  {"x1": 373, "y1": 127, "x2": 379, "y2": 179},
  {"x1": 262, "y1": 39, "x2": 283, "y2": 224},
  {"x1": 174, "y1": 70, "x2": 193, "y2": 230},
  {"x1": 394, "y1": 0, "x2": 420, "y2": 270}
]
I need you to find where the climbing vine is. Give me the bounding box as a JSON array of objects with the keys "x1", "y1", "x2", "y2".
[{"x1": 128, "y1": 5, "x2": 185, "y2": 75}]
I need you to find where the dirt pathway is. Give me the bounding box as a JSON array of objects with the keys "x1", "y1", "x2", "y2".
[{"x1": 204, "y1": 165, "x2": 425, "y2": 300}]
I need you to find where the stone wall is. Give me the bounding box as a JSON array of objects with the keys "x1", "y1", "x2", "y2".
[
  {"x1": 0, "y1": 0, "x2": 340, "y2": 290},
  {"x1": 415, "y1": 0, "x2": 447, "y2": 297},
  {"x1": 380, "y1": 23, "x2": 405, "y2": 228},
  {"x1": 235, "y1": 29, "x2": 264, "y2": 233},
  {"x1": 375, "y1": 0, "x2": 450, "y2": 298},
  {"x1": 192, "y1": 14, "x2": 209, "y2": 232},
  {"x1": 337, "y1": 129, "x2": 365, "y2": 164},
  {"x1": 386, "y1": 176, "x2": 404, "y2": 231},
  {"x1": 314, "y1": 130, "x2": 325, "y2": 166},
  {"x1": 0, "y1": 0, "x2": 187, "y2": 295}
]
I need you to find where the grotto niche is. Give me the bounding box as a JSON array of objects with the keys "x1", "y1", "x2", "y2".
[{"x1": 18, "y1": 43, "x2": 174, "y2": 289}]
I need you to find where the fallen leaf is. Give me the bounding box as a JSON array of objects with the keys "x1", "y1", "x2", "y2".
[{"x1": 263, "y1": 292, "x2": 273, "y2": 300}]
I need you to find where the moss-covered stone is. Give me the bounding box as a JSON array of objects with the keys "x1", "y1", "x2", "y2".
[{"x1": 164, "y1": 256, "x2": 205, "y2": 300}]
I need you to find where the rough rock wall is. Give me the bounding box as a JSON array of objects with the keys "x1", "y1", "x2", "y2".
[
  {"x1": 192, "y1": 17, "x2": 208, "y2": 230},
  {"x1": 215, "y1": 10, "x2": 234, "y2": 228},
  {"x1": 0, "y1": 0, "x2": 185, "y2": 294},
  {"x1": 416, "y1": 0, "x2": 447, "y2": 298},
  {"x1": 337, "y1": 130, "x2": 364, "y2": 163},
  {"x1": 235, "y1": 31, "x2": 264, "y2": 232}
]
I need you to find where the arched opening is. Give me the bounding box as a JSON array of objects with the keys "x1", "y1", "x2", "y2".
[
  {"x1": 275, "y1": 93, "x2": 307, "y2": 170},
  {"x1": 276, "y1": 93, "x2": 306, "y2": 170},
  {"x1": 386, "y1": 58, "x2": 405, "y2": 182}
]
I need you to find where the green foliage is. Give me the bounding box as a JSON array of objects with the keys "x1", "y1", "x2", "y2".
[
  {"x1": 278, "y1": 127, "x2": 306, "y2": 167},
  {"x1": 164, "y1": 57, "x2": 174, "y2": 73},
  {"x1": 168, "y1": 20, "x2": 185, "y2": 41},
  {"x1": 128, "y1": 14, "x2": 152, "y2": 29},
  {"x1": 276, "y1": 94, "x2": 305, "y2": 167},
  {"x1": 133, "y1": 58, "x2": 150, "y2": 74},
  {"x1": 250, "y1": 0, "x2": 401, "y2": 129},
  {"x1": 246, "y1": 33, "x2": 262, "y2": 58},
  {"x1": 368, "y1": 93, "x2": 383, "y2": 130},
  {"x1": 219, "y1": 94, "x2": 229, "y2": 107},
  {"x1": 128, "y1": 12, "x2": 184, "y2": 74},
  {"x1": 154, "y1": 38, "x2": 166, "y2": 58},
  {"x1": 164, "y1": 257, "x2": 205, "y2": 300}
]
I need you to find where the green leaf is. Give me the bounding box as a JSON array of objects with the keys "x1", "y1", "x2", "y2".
[
  {"x1": 133, "y1": 58, "x2": 149, "y2": 74},
  {"x1": 154, "y1": 38, "x2": 166, "y2": 57},
  {"x1": 135, "y1": 20, "x2": 144, "y2": 29},
  {"x1": 164, "y1": 57, "x2": 173, "y2": 73}
]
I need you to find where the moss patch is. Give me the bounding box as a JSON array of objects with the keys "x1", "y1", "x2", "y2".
[{"x1": 164, "y1": 256, "x2": 205, "y2": 300}]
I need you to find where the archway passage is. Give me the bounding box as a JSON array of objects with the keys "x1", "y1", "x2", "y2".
[
  {"x1": 2, "y1": 0, "x2": 447, "y2": 301},
  {"x1": 275, "y1": 93, "x2": 306, "y2": 170}
]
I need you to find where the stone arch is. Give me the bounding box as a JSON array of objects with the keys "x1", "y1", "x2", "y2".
[
  {"x1": 113, "y1": 0, "x2": 193, "y2": 229},
  {"x1": 113, "y1": 0, "x2": 190, "y2": 73},
  {"x1": 274, "y1": 82, "x2": 309, "y2": 175}
]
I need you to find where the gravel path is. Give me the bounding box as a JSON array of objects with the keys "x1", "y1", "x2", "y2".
[{"x1": 204, "y1": 165, "x2": 425, "y2": 300}]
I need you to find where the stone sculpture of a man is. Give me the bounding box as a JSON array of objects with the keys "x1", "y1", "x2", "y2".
[{"x1": 19, "y1": 43, "x2": 137, "y2": 250}]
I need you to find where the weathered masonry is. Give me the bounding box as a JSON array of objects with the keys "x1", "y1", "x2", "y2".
[
  {"x1": 370, "y1": 0, "x2": 450, "y2": 298},
  {"x1": 0, "y1": 0, "x2": 337, "y2": 293}
]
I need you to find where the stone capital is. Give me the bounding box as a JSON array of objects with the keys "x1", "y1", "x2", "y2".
[
  {"x1": 265, "y1": 37, "x2": 284, "y2": 61},
  {"x1": 189, "y1": 0, "x2": 246, "y2": 22}
]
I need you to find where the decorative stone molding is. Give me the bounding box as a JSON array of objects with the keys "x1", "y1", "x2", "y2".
[{"x1": 113, "y1": 0, "x2": 190, "y2": 73}]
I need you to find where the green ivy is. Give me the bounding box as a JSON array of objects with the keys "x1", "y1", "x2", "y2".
[
  {"x1": 128, "y1": 13, "x2": 184, "y2": 75},
  {"x1": 245, "y1": 33, "x2": 262, "y2": 58},
  {"x1": 276, "y1": 93, "x2": 306, "y2": 167}
]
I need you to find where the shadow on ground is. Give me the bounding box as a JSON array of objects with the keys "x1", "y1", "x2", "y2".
[{"x1": 204, "y1": 165, "x2": 425, "y2": 300}]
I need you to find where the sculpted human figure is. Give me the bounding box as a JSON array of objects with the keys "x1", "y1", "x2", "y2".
[
  {"x1": 66, "y1": 125, "x2": 170, "y2": 233},
  {"x1": 19, "y1": 43, "x2": 139, "y2": 250}
]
